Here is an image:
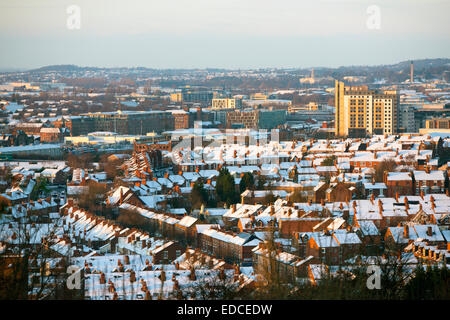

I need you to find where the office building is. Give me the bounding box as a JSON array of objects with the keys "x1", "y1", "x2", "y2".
[
  {"x1": 397, "y1": 105, "x2": 417, "y2": 133},
  {"x1": 68, "y1": 111, "x2": 174, "y2": 136},
  {"x1": 226, "y1": 109, "x2": 286, "y2": 130},
  {"x1": 211, "y1": 98, "x2": 239, "y2": 110}
]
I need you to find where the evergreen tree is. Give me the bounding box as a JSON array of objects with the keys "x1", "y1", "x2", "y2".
[
  {"x1": 191, "y1": 180, "x2": 208, "y2": 209},
  {"x1": 239, "y1": 172, "x2": 255, "y2": 193},
  {"x1": 216, "y1": 168, "x2": 239, "y2": 206}
]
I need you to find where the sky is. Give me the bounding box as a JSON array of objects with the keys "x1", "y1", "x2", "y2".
[{"x1": 0, "y1": 0, "x2": 449, "y2": 70}]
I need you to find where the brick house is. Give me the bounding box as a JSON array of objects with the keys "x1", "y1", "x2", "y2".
[
  {"x1": 306, "y1": 231, "x2": 362, "y2": 265},
  {"x1": 306, "y1": 233, "x2": 340, "y2": 264},
  {"x1": 384, "y1": 171, "x2": 414, "y2": 197},
  {"x1": 325, "y1": 182, "x2": 354, "y2": 202},
  {"x1": 174, "y1": 216, "x2": 199, "y2": 241},
  {"x1": 197, "y1": 228, "x2": 261, "y2": 265},
  {"x1": 0, "y1": 190, "x2": 29, "y2": 206},
  {"x1": 413, "y1": 169, "x2": 446, "y2": 195},
  {"x1": 313, "y1": 181, "x2": 353, "y2": 203},
  {"x1": 354, "y1": 220, "x2": 381, "y2": 248},
  {"x1": 385, "y1": 224, "x2": 445, "y2": 250},
  {"x1": 151, "y1": 241, "x2": 185, "y2": 264},
  {"x1": 252, "y1": 242, "x2": 314, "y2": 281},
  {"x1": 279, "y1": 217, "x2": 328, "y2": 237},
  {"x1": 363, "y1": 181, "x2": 387, "y2": 198}
]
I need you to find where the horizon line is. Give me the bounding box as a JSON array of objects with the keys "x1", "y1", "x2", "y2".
[{"x1": 2, "y1": 57, "x2": 449, "y2": 73}]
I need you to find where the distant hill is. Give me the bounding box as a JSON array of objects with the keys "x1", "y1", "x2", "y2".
[
  {"x1": 28, "y1": 64, "x2": 101, "y2": 73},
  {"x1": 392, "y1": 58, "x2": 450, "y2": 71},
  {"x1": 26, "y1": 59, "x2": 450, "y2": 73}
]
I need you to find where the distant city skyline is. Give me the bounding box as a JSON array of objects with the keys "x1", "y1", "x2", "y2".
[{"x1": 0, "y1": 0, "x2": 449, "y2": 70}]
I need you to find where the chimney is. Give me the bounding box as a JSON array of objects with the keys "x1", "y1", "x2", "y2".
[
  {"x1": 235, "y1": 264, "x2": 240, "y2": 275},
  {"x1": 426, "y1": 226, "x2": 433, "y2": 237},
  {"x1": 173, "y1": 279, "x2": 179, "y2": 291},
  {"x1": 411, "y1": 61, "x2": 414, "y2": 83},
  {"x1": 189, "y1": 267, "x2": 196, "y2": 281},
  {"x1": 141, "y1": 280, "x2": 148, "y2": 293},
  {"x1": 219, "y1": 268, "x2": 226, "y2": 281},
  {"x1": 403, "y1": 225, "x2": 409, "y2": 239},
  {"x1": 100, "y1": 272, "x2": 106, "y2": 284}
]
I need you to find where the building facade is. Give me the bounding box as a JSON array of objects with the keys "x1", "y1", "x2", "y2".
[
  {"x1": 335, "y1": 81, "x2": 399, "y2": 137},
  {"x1": 425, "y1": 118, "x2": 450, "y2": 130},
  {"x1": 212, "y1": 98, "x2": 239, "y2": 110},
  {"x1": 398, "y1": 104, "x2": 417, "y2": 133},
  {"x1": 68, "y1": 111, "x2": 174, "y2": 136},
  {"x1": 226, "y1": 109, "x2": 286, "y2": 130}
]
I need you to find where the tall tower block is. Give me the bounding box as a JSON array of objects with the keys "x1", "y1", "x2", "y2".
[
  {"x1": 410, "y1": 61, "x2": 414, "y2": 83},
  {"x1": 334, "y1": 80, "x2": 345, "y2": 137},
  {"x1": 334, "y1": 81, "x2": 398, "y2": 138}
]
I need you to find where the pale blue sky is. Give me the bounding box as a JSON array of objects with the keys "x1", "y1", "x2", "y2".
[{"x1": 0, "y1": 0, "x2": 449, "y2": 69}]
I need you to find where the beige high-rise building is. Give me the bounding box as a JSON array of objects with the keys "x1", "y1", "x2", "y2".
[{"x1": 335, "y1": 80, "x2": 398, "y2": 137}]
